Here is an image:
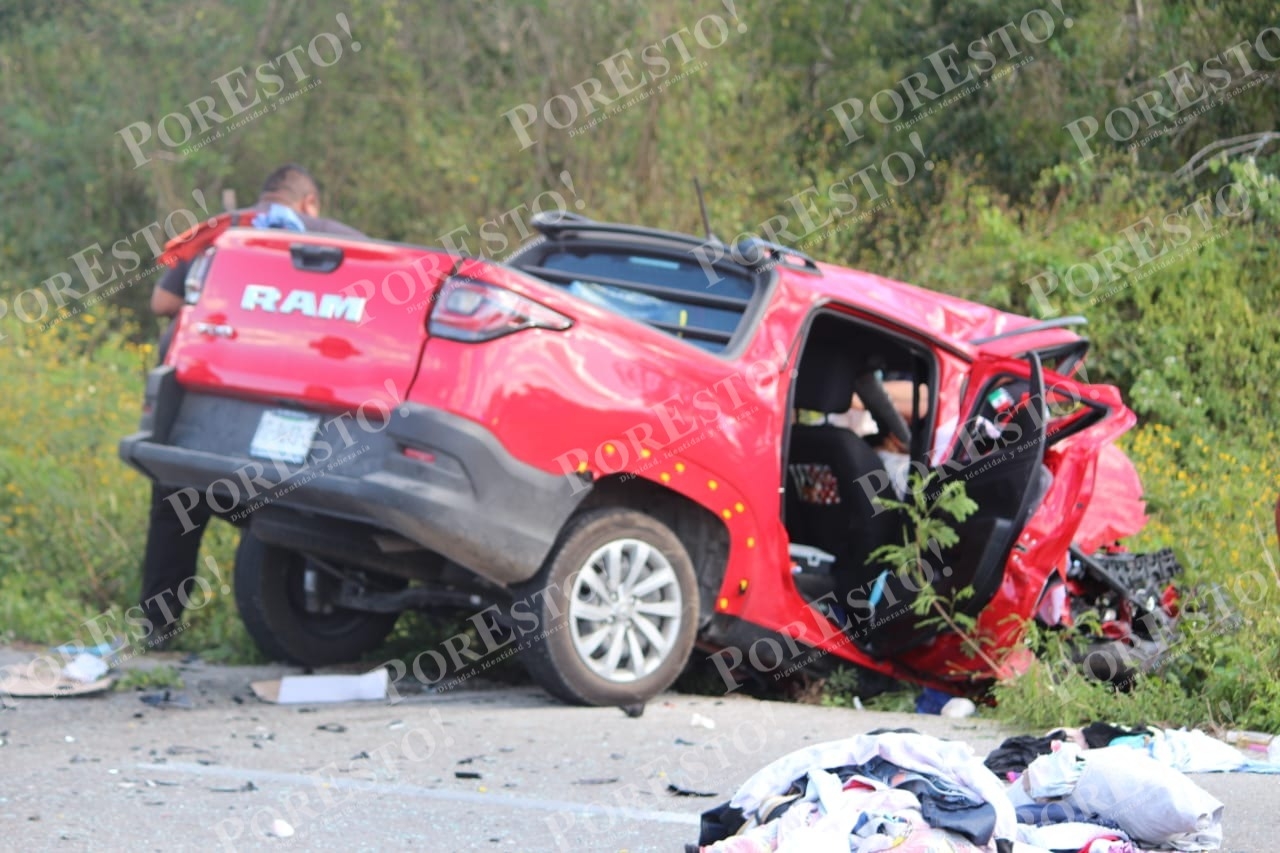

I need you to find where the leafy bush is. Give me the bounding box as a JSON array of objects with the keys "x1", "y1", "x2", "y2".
[{"x1": 0, "y1": 324, "x2": 252, "y2": 660}]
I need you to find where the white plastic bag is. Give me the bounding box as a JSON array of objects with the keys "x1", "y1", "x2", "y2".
[
  {"x1": 1067, "y1": 747, "x2": 1223, "y2": 850},
  {"x1": 1022, "y1": 742, "x2": 1084, "y2": 799}
]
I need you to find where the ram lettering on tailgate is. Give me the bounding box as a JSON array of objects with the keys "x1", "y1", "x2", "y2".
[{"x1": 241, "y1": 284, "x2": 366, "y2": 323}]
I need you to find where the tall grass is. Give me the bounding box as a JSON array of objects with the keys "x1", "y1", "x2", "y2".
[
  {"x1": 0, "y1": 321, "x2": 252, "y2": 660},
  {"x1": 993, "y1": 424, "x2": 1280, "y2": 732}
]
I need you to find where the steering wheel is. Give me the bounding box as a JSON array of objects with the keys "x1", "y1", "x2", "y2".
[{"x1": 853, "y1": 371, "x2": 912, "y2": 447}]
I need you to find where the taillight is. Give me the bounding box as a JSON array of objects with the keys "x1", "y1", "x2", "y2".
[
  {"x1": 184, "y1": 247, "x2": 215, "y2": 305},
  {"x1": 429, "y1": 277, "x2": 572, "y2": 342}
]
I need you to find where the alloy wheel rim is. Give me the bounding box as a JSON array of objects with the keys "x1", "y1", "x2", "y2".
[{"x1": 568, "y1": 538, "x2": 682, "y2": 683}]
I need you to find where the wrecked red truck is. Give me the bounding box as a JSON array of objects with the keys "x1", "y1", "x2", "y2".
[{"x1": 120, "y1": 210, "x2": 1179, "y2": 705}]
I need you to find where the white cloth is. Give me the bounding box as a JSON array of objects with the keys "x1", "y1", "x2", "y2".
[
  {"x1": 1017, "y1": 821, "x2": 1132, "y2": 851},
  {"x1": 728, "y1": 731, "x2": 1017, "y2": 847},
  {"x1": 775, "y1": 780, "x2": 921, "y2": 853},
  {"x1": 1144, "y1": 728, "x2": 1246, "y2": 774},
  {"x1": 875, "y1": 450, "x2": 911, "y2": 498}
]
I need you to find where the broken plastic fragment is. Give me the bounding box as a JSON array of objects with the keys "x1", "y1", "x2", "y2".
[
  {"x1": 251, "y1": 668, "x2": 388, "y2": 704},
  {"x1": 140, "y1": 691, "x2": 193, "y2": 709},
  {"x1": 667, "y1": 783, "x2": 717, "y2": 797},
  {"x1": 267, "y1": 818, "x2": 294, "y2": 838}
]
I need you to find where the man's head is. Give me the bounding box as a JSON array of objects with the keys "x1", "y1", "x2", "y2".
[{"x1": 258, "y1": 164, "x2": 321, "y2": 218}]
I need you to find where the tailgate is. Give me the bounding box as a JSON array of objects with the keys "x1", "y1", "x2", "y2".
[{"x1": 168, "y1": 229, "x2": 456, "y2": 411}]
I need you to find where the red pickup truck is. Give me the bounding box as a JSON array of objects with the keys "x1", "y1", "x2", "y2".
[{"x1": 121, "y1": 211, "x2": 1176, "y2": 705}]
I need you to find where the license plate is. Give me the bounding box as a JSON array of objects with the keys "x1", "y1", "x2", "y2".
[{"x1": 249, "y1": 409, "x2": 321, "y2": 464}]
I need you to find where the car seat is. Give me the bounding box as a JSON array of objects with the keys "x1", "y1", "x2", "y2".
[{"x1": 785, "y1": 333, "x2": 909, "y2": 630}]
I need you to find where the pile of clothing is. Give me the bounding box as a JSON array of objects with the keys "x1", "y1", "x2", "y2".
[
  {"x1": 693, "y1": 729, "x2": 1013, "y2": 852},
  {"x1": 985, "y1": 722, "x2": 1277, "y2": 777},
  {"x1": 692, "y1": 726, "x2": 1238, "y2": 853},
  {"x1": 984, "y1": 721, "x2": 1280, "y2": 851}
]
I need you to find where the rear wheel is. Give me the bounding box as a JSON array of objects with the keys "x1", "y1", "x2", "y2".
[
  {"x1": 518, "y1": 509, "x2": 699, "y2": 706},
  {"x1": 234, "y1": 531, "x2": 401, "y2": 666}
]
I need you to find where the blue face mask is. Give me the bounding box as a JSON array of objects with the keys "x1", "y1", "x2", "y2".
[{"x1": 251, "y1": 202, "x2": 307, "y2": 232}]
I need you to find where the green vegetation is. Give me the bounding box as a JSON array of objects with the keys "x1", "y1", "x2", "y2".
[
  {"x1": 113, "y1": 664, "x2": 185, "y2": 693},
  {"x1": 2, "y1": 1, "x2": 1277, "y2": 727},
  {"x1": 867, "y1": 473, "x2": 996, "y2": 672}
]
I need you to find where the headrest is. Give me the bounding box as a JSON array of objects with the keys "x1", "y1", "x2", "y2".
[
  {"x1": 794, "y1": 350, "x2": 858, "y2": 412},
  {"x1": 792, "y1": 317, "x2": 884, "y2": 413}
]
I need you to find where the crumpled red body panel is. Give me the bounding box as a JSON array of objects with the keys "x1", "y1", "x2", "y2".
[{"x1": 1074, "y1": 442, "x2": 1149, "y2": 554}]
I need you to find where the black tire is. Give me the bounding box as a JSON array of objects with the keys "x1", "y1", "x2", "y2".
[
  {"x1": 517, "y1": 508, "x2": 699, "y2": 706},
  {"x1": 233, "y1": 531, "x2": 400, "y2": 666}
]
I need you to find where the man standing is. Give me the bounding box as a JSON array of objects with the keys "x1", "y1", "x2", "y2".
[{"x1": 139, "y1": 164, "x2": 362, "y2": 646}]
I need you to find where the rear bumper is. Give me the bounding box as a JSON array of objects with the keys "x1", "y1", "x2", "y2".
[{"x1": 119, "y1": 367, "x2": 587, "y2": 585}]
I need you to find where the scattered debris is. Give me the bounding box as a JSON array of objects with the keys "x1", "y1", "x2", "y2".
[
  {"x1": 573, "y1": 777, "x2": 619, "y2": 786},
  {"x1": 940, "y1": 697, "x2": 977, "y2": 718},
  {"x1": 455, "y1": 771, "x2": 482, "y2": 780},
  {"x1": 667, "y1": 782, "x2": 717, "y2": 798},
  {"x1": 251, "y1": 668, "x2": 388, "y2": 704},
  {"x1": 266, "y1": 818, "x2": 294, "y2": 838},
  {"x1": 139, "y1": 690, "x2": 193, "y2": 710},
  {"x1": 315, "y1": 723, "x2": 347, "y2": 733},
  {"x1": 1225, "y1": 729, "x2": 1280, "y2": 763},
  {"x1": 690, "y1": 713, "x2": 717, "y2": 730},
  {"x1": 209, "y1": 781, "x2": 258, "y2": 793},
  {"x1": 0, "y1": 660, "x2": 114, "y2": 698},
  {"x1": 914, "y1": 687, "x2": 953, "y2": 715},
  {"x1": 674, "y1": 737, "x2": 695, "y2": 746},
  {"x1": 63, "y1": 653, "x2": 110, "y2": 684}
]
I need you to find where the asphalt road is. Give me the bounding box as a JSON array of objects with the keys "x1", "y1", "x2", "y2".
[{"x1": 0, "y1": 646, "x2": 1274, "y2": 852}]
